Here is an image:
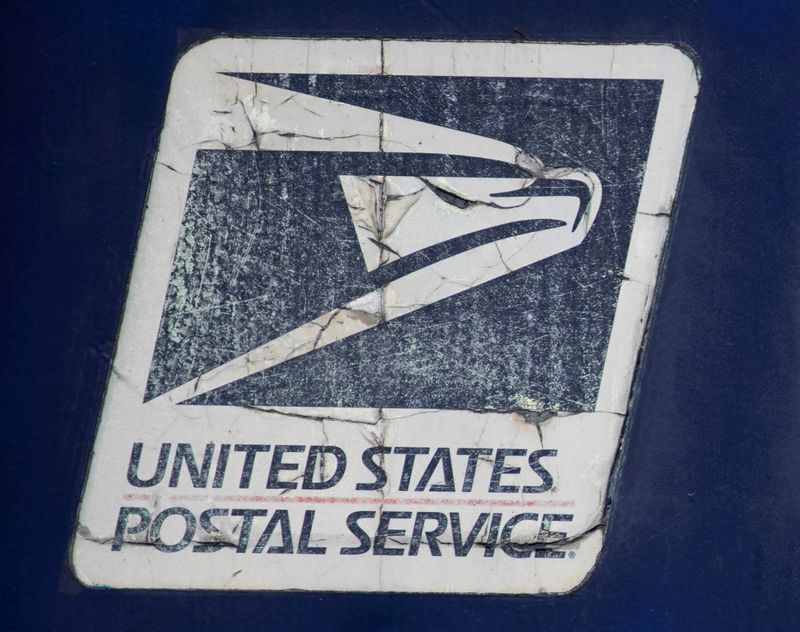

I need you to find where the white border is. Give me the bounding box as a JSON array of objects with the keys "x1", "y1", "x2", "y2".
[{"x1": 73, "y1": 39, "x2": 699, "y2": 593}]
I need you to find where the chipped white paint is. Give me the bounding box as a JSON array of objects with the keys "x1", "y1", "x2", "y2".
[
  {"x1": 341, "y1": 176, "x2": 583, "y2": 270},
  {"x1": 72, "y1": 38, "x2": 698, "y2": 594}
]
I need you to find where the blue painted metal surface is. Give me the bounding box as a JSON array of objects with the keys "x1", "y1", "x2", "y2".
[{"x1": 3, "y1": 0, "x2": 798, "y2": 629}]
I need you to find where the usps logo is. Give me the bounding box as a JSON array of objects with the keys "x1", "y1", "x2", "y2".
[{"x1": 73, "y1": 39, "x2": 698, "y2": 594}]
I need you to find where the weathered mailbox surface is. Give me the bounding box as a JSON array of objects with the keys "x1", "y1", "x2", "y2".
[{"x1": 72, "y1": 38, "x2": 698, "y2": 593}]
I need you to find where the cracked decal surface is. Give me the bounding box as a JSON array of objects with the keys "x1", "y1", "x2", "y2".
[
  {"x1": 72, "y1": 39, "x2": 698, "y2": 594},
  {"x1": 146, "y1": 74, "x2": 646, "y2": 411}
]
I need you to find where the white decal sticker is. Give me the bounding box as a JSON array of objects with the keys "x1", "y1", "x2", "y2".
[{"x1": 72, "y1": 38, "x2": 698, "y2": 594}]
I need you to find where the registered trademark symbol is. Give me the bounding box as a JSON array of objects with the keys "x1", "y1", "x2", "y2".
[{"x1": 568, "y1": 551, "x2": 576, "y2": 559}]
